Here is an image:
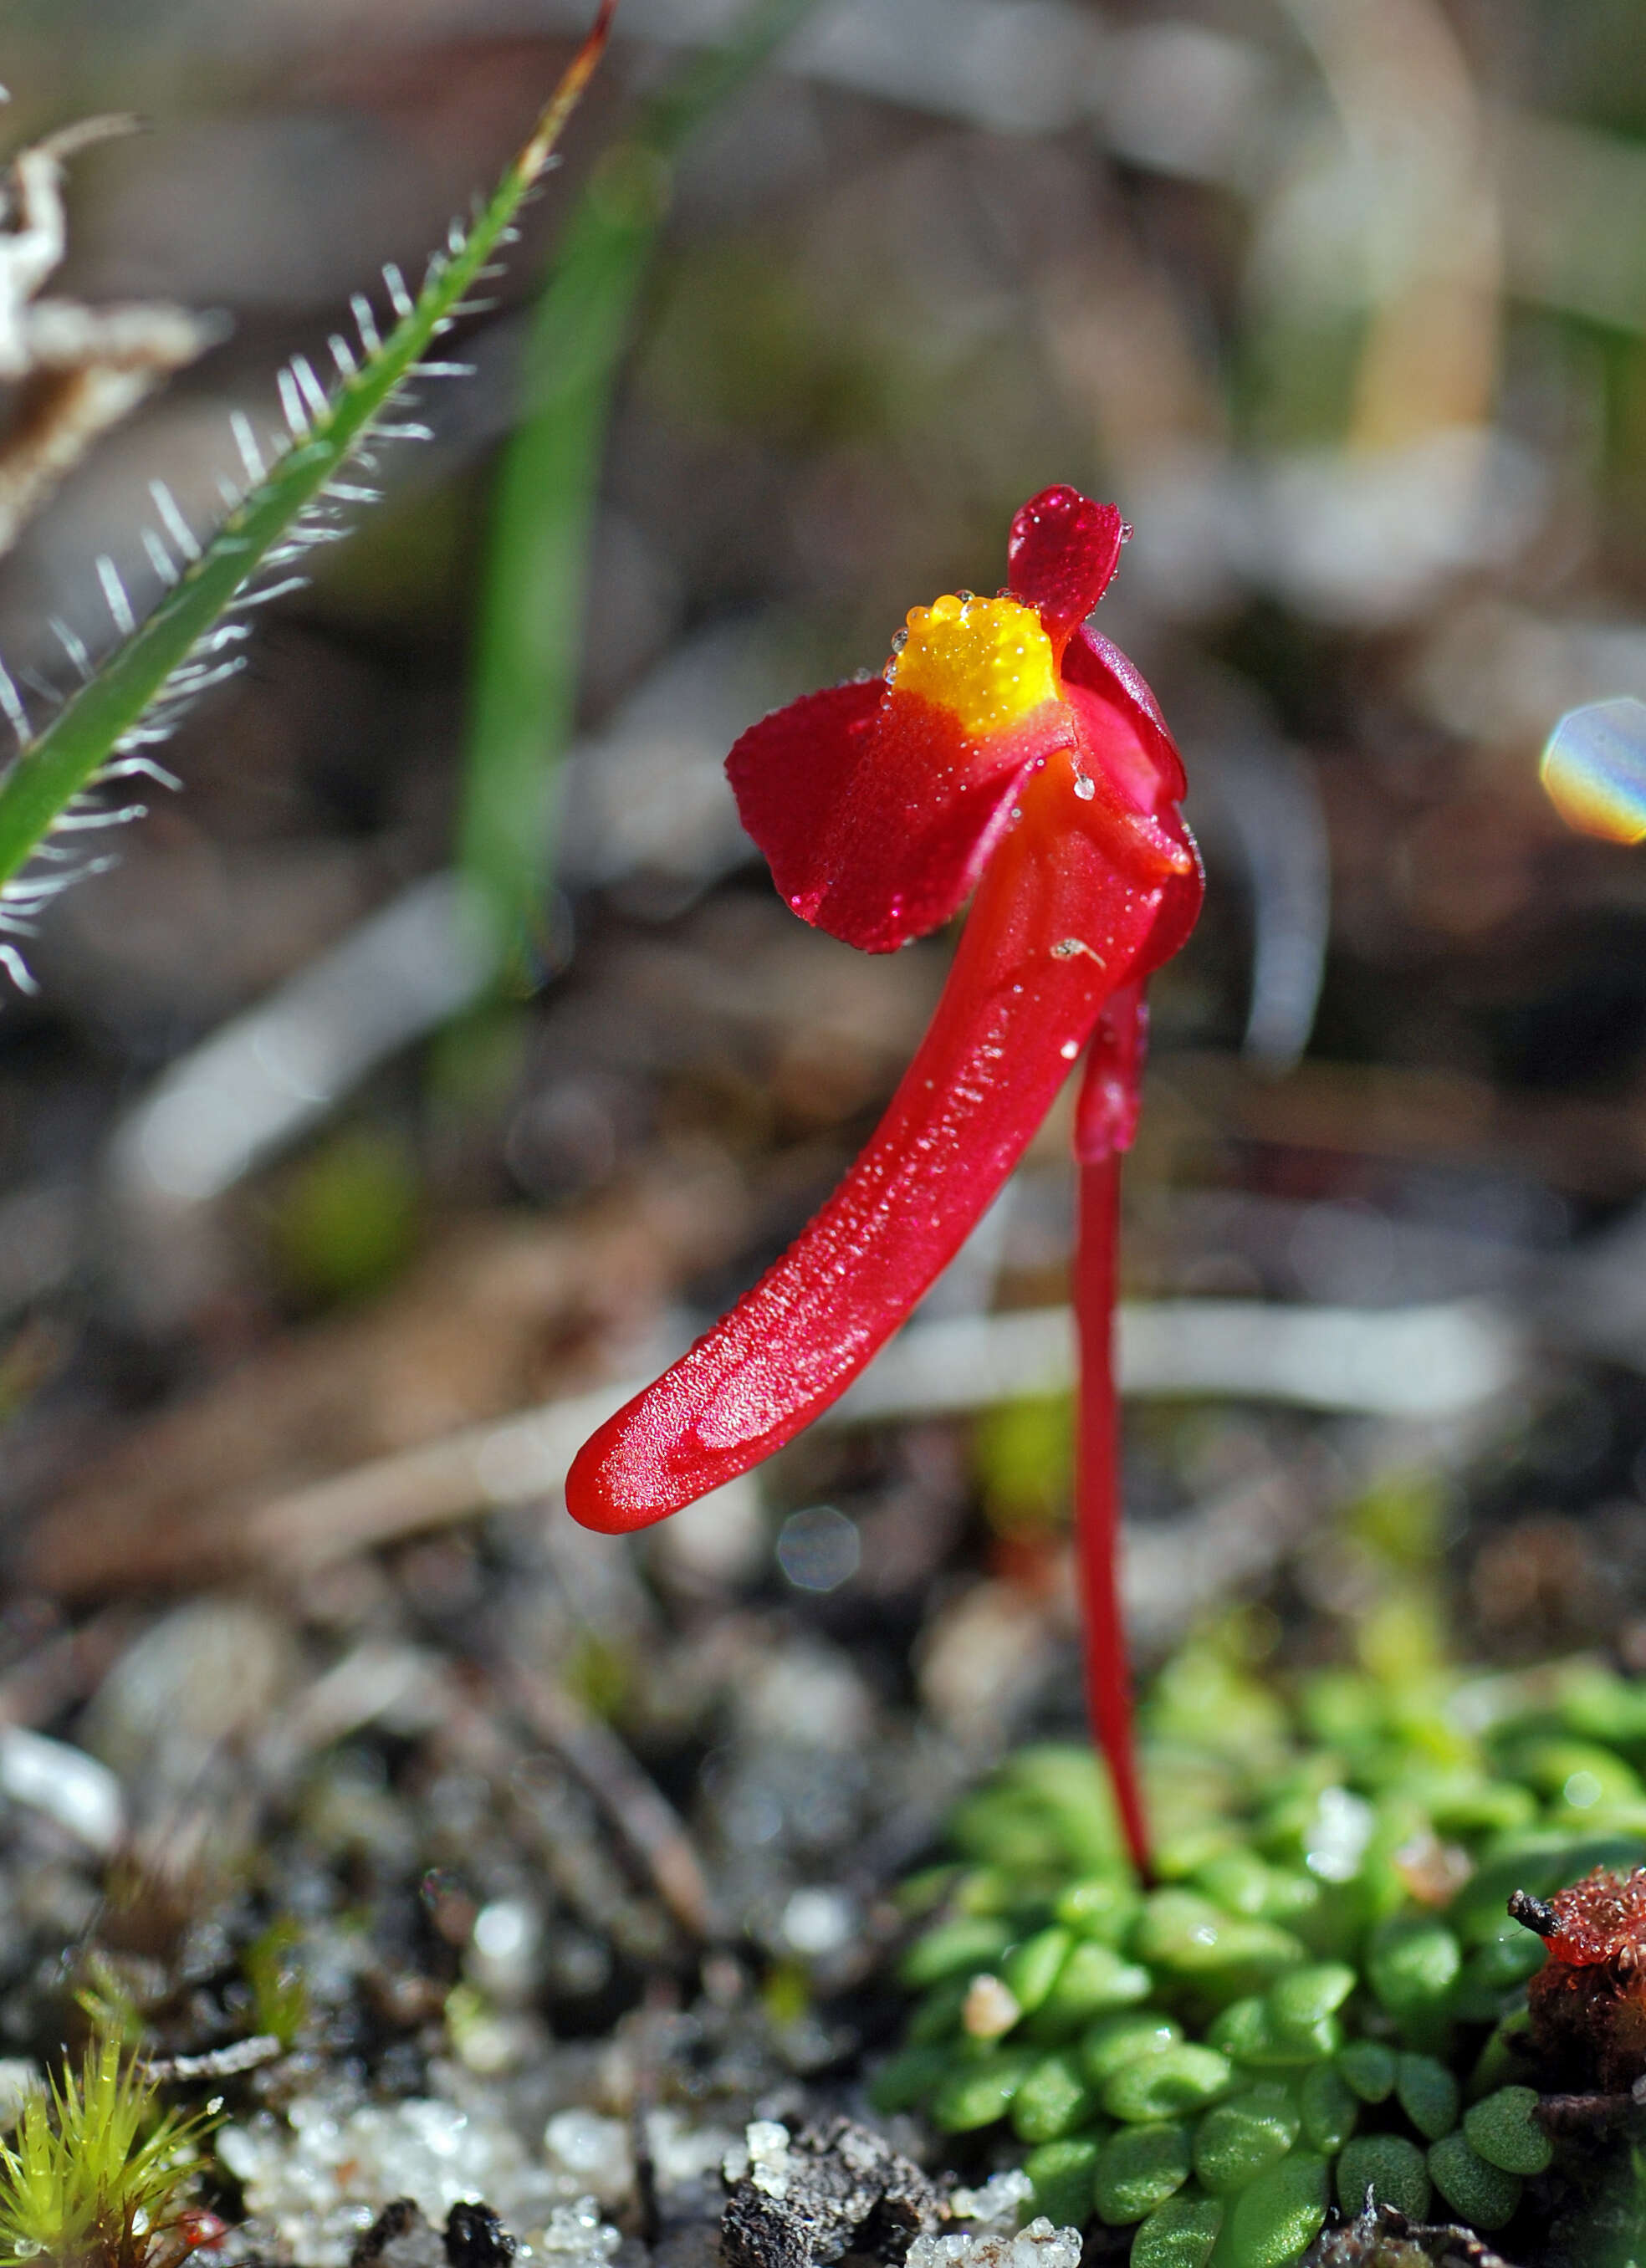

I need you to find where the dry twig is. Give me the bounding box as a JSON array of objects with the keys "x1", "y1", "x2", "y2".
[{"x1": 0, "y1": 114, "x2": 219, "y2": 556}]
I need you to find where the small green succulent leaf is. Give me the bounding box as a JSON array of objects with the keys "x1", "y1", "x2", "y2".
[
  {"x1": 1024, "y1": 2136, "x2": 1103, "y2": 2227},
  {"x1": 1223, "y1": 2149, "x2": 1330, "y2": 2267},
  {"x1": 1297, "y1": 2060, "x2": 1357, "y2": 2154},
  {"x1": 1427, "y1": 2132, "x2": 1522, "y2": 2230},
  {"x1": 1093, "y1": 2120, "x2": 1194, "y2": 2224},
  {"x1": 1463, "y1": 2086, "x2": 1553, "y2": 2177},
  {"x1": 1395, "y1": 2051, "x2": 1460, "y2": 2142},
  {"x1": 1336, "y1": 2133, "x2": 1431, "y2": 2222},
  {"x1": 1129, "y1": 2189, "x2": 1223, "y2": 2268},
  {"x1": 1011, "y1": 2052, "x2": 1101, "y2": 2143},
  {"x1": 1101, "y1": 2045, "x2": 1234, "y2": 2124},
  {"x1": 930, "y1": 2049, "x2": 1040, "y2": 2133},
  {"x1": 1081, "y1": 2010, "x2": 1183, "y2": 2083},
  {"x1": 1336, "y1": 2040, "x2": 1398, "y2": 2103},
  {"x1": 1191, "y1": 2083, "x2": 1300, "y2": 2195}
]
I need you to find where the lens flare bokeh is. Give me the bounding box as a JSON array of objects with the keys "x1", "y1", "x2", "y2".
[{"x1": 1540, "y1": 697, "x2": 1646, "y2": 845}]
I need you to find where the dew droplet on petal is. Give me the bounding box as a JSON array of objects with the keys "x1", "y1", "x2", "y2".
[
  {"x1": 1541, "y1": 697, "x2": 1646, "y2": 843},
  {"x1": 1073, "y1": 774, "x2": 1096, "y2": 801},
  {"x1": 1060, "y1": 1040, "x2": 1079, "y2": 1060}
]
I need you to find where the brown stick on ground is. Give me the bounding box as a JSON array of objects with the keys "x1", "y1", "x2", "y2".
[
  {"x1": 23, "y1": 1161, "x2": 745, "y2": 1598},
  {"x1": 505, "y1": 1658, "x2": 716, "y2": 1943}
]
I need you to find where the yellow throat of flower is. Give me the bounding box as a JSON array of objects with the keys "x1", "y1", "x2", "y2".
[{"x1": 887, "y1": 592, "x2": 1059, "y2": 739}]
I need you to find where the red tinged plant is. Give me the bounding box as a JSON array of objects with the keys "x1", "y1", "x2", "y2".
[
  {"x1": 1512, "y1": 1868, "x2": 1646, "y2": 2092},
  {"x1": 566, "y1": 486, "x2": 1203, "y2": 1874}
]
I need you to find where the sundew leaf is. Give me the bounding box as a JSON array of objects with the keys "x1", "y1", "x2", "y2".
[
  {"x1": 0, "y1": 0, "x2": 617, "y2": 984},
  {"x1": 458, "y1": 0, "x2": 820, "y2": 978}
]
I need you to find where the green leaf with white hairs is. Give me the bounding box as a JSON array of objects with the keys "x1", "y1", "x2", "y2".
[{"x1": 0, "y1": 2, "x2": 615, "y2": 992}]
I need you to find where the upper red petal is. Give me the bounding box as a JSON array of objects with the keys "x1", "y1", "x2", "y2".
[
  {"x1": 728, "y1": 678, "x2": 1070, "y2": 953},
  {"x1": 1061, "y1": 624, "x2": 1188, "y2": 805},
  {"x1": 1007, "y1": 487, "x2": 1125, "y2": 643}
]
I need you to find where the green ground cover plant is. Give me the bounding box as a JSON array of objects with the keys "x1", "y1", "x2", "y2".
[{"x1": 874, "y1": 1634, "x2": 1646, "y2": 2266}]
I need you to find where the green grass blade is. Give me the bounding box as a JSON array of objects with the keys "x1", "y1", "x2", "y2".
[
  {"x1": 0, "y1": 1, "x2": 616, "y2": 915},
  {"x1": 458, "y1": 0, "x2": 819, "y2": 976}
]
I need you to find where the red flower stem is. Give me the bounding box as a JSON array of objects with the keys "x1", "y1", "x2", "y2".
[
  {"x1": 1074, "y1": 984, "x2": 1152, "y2": 1882},
  {"x1": 1075, "y1": 1152, "x2": 1151, "y2": 1882}
]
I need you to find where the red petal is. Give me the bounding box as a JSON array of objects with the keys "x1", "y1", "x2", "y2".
[
  {"x1": 1136, "y1": 842, "x2": 1204, "y2": 975},
  {"x1": 724, "y1": 678, "x2": 884, "y2": 928},
  {"x1": 728, "y1": 680, "x2": 1069, "y2": 953},
  {"x1": 566, "y1": 753, "x2": 1178, "y2": 1533},
  {"x1": 810, "y1": 692, "x2": 1063, "y2": 951},
  {"x1": 1062, "y1": 626, "x2": 1188, "y2": 803},
  {"x1": 1007, "y1": 488, "x2": 1125, "y2": 642},
  {"x1": 1074, "y1": 982, "x2": 1148, "y2": 1162}
]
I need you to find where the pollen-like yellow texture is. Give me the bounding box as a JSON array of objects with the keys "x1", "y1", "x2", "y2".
[{"x1": 887, "y1": 593, "x2": 1058, "y2": 738}]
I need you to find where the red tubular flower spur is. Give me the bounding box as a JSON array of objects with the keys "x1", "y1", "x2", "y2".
[{"x1": 567, "y1": 486, "x2": 1204, "y2": 1874}]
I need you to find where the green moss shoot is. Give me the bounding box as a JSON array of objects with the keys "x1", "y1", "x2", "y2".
[{"x1": 0, "y1": 2039, "x2": 208, "y2": 2268}]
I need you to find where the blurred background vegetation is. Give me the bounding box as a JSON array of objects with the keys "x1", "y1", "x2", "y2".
[{"x1": 6, "y1": 0, "x2": 1646, "y2": 1759}]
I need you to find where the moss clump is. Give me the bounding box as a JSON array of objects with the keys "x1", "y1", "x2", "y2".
[
  {"x1": 243, "y1": 1916, "x2": 309, "y2": 2052},
  {"x1": 877, "y1": 1644, "x2": 1646, "y2": 2264},
  {"x1": 0, "y1": 2038, "x2": 209, "y2": 2268}
]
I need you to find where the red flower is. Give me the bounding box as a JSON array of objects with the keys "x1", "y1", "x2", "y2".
[{"x1": 568, "y1": 486, "x2": 1203, "y2": 1871}]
